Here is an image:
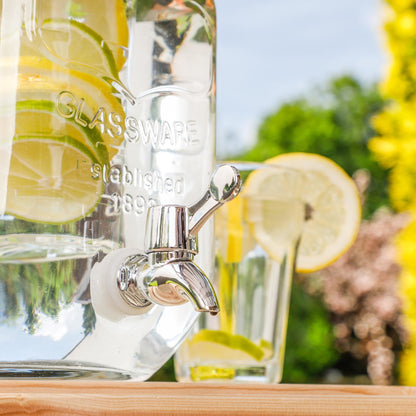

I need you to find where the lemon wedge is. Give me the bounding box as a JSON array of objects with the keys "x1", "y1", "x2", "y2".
[
  {"x1": 255, "y1": 153, "x2": 362, "y2": 273},
  {"x1": 5, "y1": 135, "x2": 103, "y2": 224}
]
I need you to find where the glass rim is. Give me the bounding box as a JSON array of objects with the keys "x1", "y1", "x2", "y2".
[{"x1": 216, "y1": 160, "x2": 301, "y2": 174}]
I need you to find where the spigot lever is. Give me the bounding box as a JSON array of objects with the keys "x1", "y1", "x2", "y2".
[{"x1": 188, "y1": 164, "x2": 242, "y2": 238}]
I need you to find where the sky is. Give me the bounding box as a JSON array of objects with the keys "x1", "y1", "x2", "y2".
[{"x1": 215, "y1": 0, "x2": 388, "y2": 157}]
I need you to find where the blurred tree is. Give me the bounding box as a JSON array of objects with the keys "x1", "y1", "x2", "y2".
[{"x1": 240, "y1": 75, "x2": 389, "y2": 218}]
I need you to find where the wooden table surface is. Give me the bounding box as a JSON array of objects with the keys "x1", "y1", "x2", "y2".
[{"x1": 0, "y1": 381, "x2": 415, "y2": 415}]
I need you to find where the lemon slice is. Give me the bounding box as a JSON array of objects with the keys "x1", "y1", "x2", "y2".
[
  {"x1": 259, "y1": 339, "x2": 274, "y2": 359},
  {"x1": 243, "y1": 195, "x2": 305, "y2": 263},
  {"x1": 5, "y1": 135, "x2": 103, "y2": 224},
  {"x1": 15, "y1": 100, "x2": 108, "y2": 163},
  {"x1": 39, "y1": 18, "x2": 118, "y2": 78},
  {"x1": 190, "y1": 366, "x2": 235, "y2": 381},
  {"x1": 253, "y1": 153, "x2": 362, "y2": 273},
  {"x1": 187, "y1": 329, "x2": 265, "y2": 362},
  {"x1": 215, "y1": 197, "x2": 244, "y2": 263},
  {"x1": 13, "y1": 56, "x2": 122, "y2": 117}
]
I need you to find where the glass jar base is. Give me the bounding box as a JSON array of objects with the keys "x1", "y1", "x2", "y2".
[{"x1": 0, "y1": 361, "x2": 135, "y2": 380}]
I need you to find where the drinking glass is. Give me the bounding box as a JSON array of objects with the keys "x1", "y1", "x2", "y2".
[{"x1": 174, "y1": 162, "x2": 305, "y2": 383}]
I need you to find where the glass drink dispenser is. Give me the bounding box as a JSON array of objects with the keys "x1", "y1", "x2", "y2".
[{"x1": 0, "y1": 0, "x2": 239, "y2": 380}]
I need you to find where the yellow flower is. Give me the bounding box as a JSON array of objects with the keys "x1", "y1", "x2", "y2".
[
  {"x1": 397, "y1": 219, "x2": 416, "y2": 272},
  {"x1": 369, "y1": 0, "x2": 416, "y2": 386},
  {"x1": 368, "y1": 136, "x2": 401, "y2": 168},
  {"x1": 386, "y1": 0, "x2": 416, "y2": 13},
  {"x1": 400, "y1": 347, "x2": 416, "y2": 385},
  {"x1": 382, "y1": 63, "x2": 415, "y2": 99},
  {"x1": 389, "y1": 155, "x2": 416, "y2": 210},
  {"x1": 396, "y1": 10, "x2": 416, "y2": 36}
]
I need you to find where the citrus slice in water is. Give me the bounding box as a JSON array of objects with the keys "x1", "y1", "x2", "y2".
[
  {"x1": 245, "y1": 153, "x2": 361, "y2": 273},
  {"x1": 39, "y1": 18, "x2": 118, "y2": 78},
  {"x1": 187, "y1": 329, "x2": 265, "y2": 362},
  {"x1": 33, "y1": 0, "x2": 128, "y2": 71},
  {"x1": 5, "y1": 136, "x2": 102, "y2": 224},
  {"x1": 12, "y1": 57, "x2": 125, "y2": 159},
  {"x1": 13, "y1": 57, "x2": 121, "y2": 112},
  {"x1": 215, "y1": 196, "x2": 244, "y2": 263},
  {"x1": 15, "y1": 100, "x2": 108, "y2": 163},
  {"x1": 71, "y1": 0, "x2": 129, "y2": 70}
]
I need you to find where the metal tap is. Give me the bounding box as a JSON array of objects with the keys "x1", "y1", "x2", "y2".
[{"x1": 115, "y1": 164, "x2": 241, "y2": 316}]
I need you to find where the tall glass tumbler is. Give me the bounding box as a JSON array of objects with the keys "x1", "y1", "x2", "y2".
[{"x1": 175, "y1": 162, "x2": 305, "y2": 383}]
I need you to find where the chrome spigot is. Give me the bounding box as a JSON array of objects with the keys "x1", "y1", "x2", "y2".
[{"x1": 115, "y1": 164, "x2": 241, "y2": 316}]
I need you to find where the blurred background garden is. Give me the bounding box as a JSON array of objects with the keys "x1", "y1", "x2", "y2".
[{"x1": 152, "y1": 0, "x2": 416, "y2": 385}]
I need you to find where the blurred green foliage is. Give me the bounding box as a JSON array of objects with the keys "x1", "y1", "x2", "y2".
[
  {"x1": 149, "y1": 356, "x2": 176, "y2": 382},
  {"x1": 240, "y1": 75, "x2": 389, "y2": 218},
  {"x1": 282, "y1": 280, "x2": 338, "y2": 383}
]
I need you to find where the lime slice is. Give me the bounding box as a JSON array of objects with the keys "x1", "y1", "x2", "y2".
[
  {"x1": 39, "y1": 18, "x2": 118, "y2": 79},
  {"x1": 5, "y1": 135, "x2": 103, "y2": 224},
  {"x1": 33, "y1": 0, "x2": 128, "y2": 71},
  {"x1": 187, "y1": 329, "x2": 265, "y2": 362},
  {"x1": 68, "y1": 0, "x2": 129, "y2": 71},
  {"x1": 15, "y1": 100, "x2": 108, "y2": 163},
  {"x1": 245, "y1": 153, "x2": 361, "y2": 273}
]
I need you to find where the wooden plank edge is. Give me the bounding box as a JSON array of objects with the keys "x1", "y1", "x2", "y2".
[{"x1": 0, "y1": 382, "x2": 415, "y2": 415}]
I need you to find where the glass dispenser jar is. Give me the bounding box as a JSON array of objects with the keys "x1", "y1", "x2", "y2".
[{"x1": 0, "y1": 0, "x2": 220, "y2": 380}]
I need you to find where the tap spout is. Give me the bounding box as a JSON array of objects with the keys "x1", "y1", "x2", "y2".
[{"x1": 141, "y1": 260, "x2": 219, "y2": 316}]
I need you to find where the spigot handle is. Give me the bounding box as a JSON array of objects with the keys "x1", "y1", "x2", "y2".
[{"x1": 188, "y1": 164, "x2": 241, "y2": 238}]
